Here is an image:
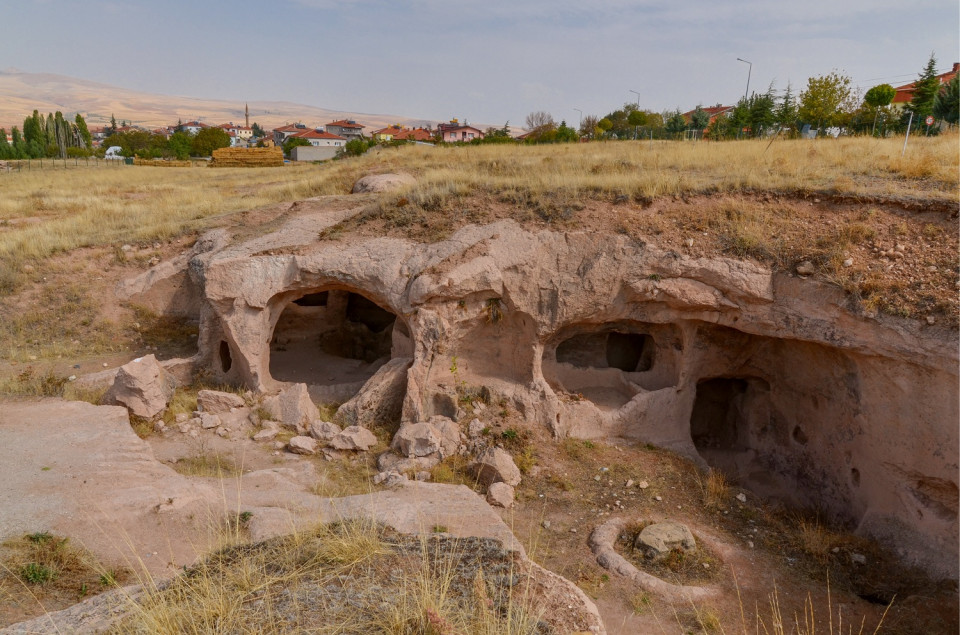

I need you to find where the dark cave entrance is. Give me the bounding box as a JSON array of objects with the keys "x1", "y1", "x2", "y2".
[{"x1": 269, "y1": 289, "x2": 408, "y2": 403}]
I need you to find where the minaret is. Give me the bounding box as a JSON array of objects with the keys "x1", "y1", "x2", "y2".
[{"x1": 245, "y1": 103, "x2": 249, "y2": 128}]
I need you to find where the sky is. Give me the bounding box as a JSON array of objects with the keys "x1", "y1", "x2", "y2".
[{"x1": 3, "y1": 0, "x2": 958, "y2": 127}]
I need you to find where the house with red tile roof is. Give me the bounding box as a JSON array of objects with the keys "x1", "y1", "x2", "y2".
[
  {"x1": 437, "y1": 119, "x2": 483, "y2": 143},
  {"x1": 682, "y1": 105, "x2": 734, "y2": 126},
  {"x1": 289, "y1": 128, "x2": 347, "y2": 147},
  {"x1": 272, "y1": 123, "x2": 309, "y2": 146},
  {"x1": 218, "y1": 122, "x2": 253, "y2": 141},
  {"x1": 325, "y1": 119, "x2": 365, "y2": 140},
  {"x1": 891, "y1": 62, "x2": 959, "y2": 110},
  {"x1": 370, "y1": 126, "x2": 404, "y2": 141},
  {"x1": 394, "y1": 127, "x2": 434, "y2": 142}
]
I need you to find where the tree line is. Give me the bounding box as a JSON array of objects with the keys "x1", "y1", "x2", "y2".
[
  {"x1": 518, "y1": 53, "x2": 958, "y2": 144},
  {"x1": 0, "y1": 110, "x2": 93, "y2": 159}
]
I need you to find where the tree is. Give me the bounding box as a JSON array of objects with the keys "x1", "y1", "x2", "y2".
[
  {"x1": 0, "y1": 129, "x2": 9, "y2": 159},
  {"x1": 689, "y1": 106, "x2": 710, "y2": 132},
  {"x1": 864, "y1": 84, "x2": 896, "y2": 109},
  {"x1": 251, "y1": 122, "x2": 265, "y2": 138},
  {"x1": 747, "y1": 87, "x2": 777, "y2": 137},
  {"x1": 192, "y1": 127, "x2": 231, "y2": 156},
  {"x1": 799, "y1": 71, "x2": 853, "y2": 131},
  {"x1": 861, "y1": 84, "x2": 896, "y2": 136},
  {"x1": 168, "y1": 131, "x2": 193, "y2": 160},
  {"x1": 524, "y1": 111, "x2": 556, "y2": 141},
  {"x1": 627, "y1": 110, "x2": 647, "y2": 127},
  {"x1": 282, "y1": 136, "x2": 311, "y2": 156},
  {"x1": 109, "y1": 114, "x2": 117, "y2": 136},
  {"x1": 579, "y1": 115, "x2": 599, "y2": 139},
  {"x1": 933, "y1": 75, "x2": 959, "y2": 125},
  {"x1": 775, "y1": 83, "x2": 799, "y2": 135},
  {"x1": 74, "y1": 114, "x2": 92, "y2": 149},
  {"x1": 909, "y1": 54, "x2": 941, "y2": 121},
  {"x1": 665, "y1": 110, "x2": 687, "y2": 136},
  {"x1": 554, "y1": 120, "x2": 579, "y2": 142},
  {"x1": 596, "y1": 118, "x2": 613, "y2": 138}
]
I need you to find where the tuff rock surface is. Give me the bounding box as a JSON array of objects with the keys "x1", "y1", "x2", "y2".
[{"x1": 118, "y1": 201, "x2": 959, "y2": 579}]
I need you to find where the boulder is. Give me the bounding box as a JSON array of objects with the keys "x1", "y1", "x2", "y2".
[
  {"x1": 252, "y1": 428, "x2": 278, "y2": 442},
  {"x1": 486, "y1": 482, "x2": 515, "y2": 508},
  {"x1": 310, "y1": 420, "x2": 341, "y2": 441},
  {"x1": 287, "y1": 436, "x2": 318, "y2": 455},
  {"x1": 336, "y1": 358, "x2": 411, "y2": 428},
  {"x1": 468, "y1": 447, "x2": 522, "y2": 487},
  {"x1": 197, "y1": 390, "x2": 245, "y2": 414},
  {"x1": 428, "y1": 415, "x2": 462, "y2": 458},
  {"x1": 100, "y1": 355, "x2": 174, "y2": 419},
  {"x1": 392, "y1": 422, "x2": 441, "y2": 457},
  {"x1": 329, "y1": 426, "x2": 378, "y2": 451},
  {"x1": 635, "y1": 521, "x2": 696, "y2": 559},
  {"x1": 377, "y1": 452, "x2": 440, "y2": 473},
  {"x1": 351, "y1": 173, "x2": 416, "y2": 194},
  {"x1": 199, "y1": 413, "x2": 221, "y2": 429},
  {"x1": 263, "y1": 384, "x2": 319, "y2": 434}
]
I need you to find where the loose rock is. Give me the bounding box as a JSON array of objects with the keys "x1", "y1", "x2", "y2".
[
  {"x1": 468, "y1": 447, "x2": 521, "y2": 487},
  {"x1": 486, "y1": 482, "x2": 515, "y2": 508},
  {"x1": 635, "y1": 521, "x2": 696, "y2": 559},
  {"x1": 287, "y1": 436, "x2": 318, "y2": 455}
]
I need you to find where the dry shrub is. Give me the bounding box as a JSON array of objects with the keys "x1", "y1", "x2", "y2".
[{"x1": 171, "y1": 454, "x2": 242, "y2": 478}]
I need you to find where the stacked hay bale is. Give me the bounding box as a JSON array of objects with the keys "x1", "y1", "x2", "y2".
[
  {"x1": 133, "y1": 158, "x2": 193, "y2": 167},
  {"x1": 210, "y1": 147, "x2": 284, "y2": 168}
]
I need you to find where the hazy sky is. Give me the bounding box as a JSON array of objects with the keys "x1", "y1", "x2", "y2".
[{"x1": 4, "y1": 0, "x2": 958, "y2": 126}]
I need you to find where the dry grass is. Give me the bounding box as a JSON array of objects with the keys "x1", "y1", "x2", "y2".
[
  {"x1": 0, "y1": 532, "x2": 128, "y2": 624},
  {"x1": 112, "y1": 519, "x2": 546, "y2": 634},
  {"x1": 2, "y1": 135, "x2": 954, "y2": 294},
  {"x1": 0, "y1": 162, "x2": 367, "y2": 293},
  {"x1": 170, "y1": 454, "x2": 243, "y2": 478}
]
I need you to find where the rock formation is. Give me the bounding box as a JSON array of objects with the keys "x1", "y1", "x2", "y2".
[{"x1": 119, "y1": 199, "x2": 959, "y2": 579}]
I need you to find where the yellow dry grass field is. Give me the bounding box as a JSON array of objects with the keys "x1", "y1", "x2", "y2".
[{"x1": 0, "y1": 135, "x2": 956, "y2": 378}]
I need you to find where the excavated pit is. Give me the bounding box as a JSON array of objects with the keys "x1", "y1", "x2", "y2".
[
  {"x1": 268, "y1": 289, "x2": 409, "y2": 404},
  {"x1": 126, "y1": 215, "x2": 955, "y2": 579}
]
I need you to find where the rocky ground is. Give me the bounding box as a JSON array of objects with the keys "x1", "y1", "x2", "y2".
[{"x1": 0, "y1": 172, "x2": 957, "y2": 633}]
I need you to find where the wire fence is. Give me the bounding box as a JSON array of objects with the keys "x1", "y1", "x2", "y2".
[{"x1": 0, "y1": 157, "x2": 209, "y2": 174}]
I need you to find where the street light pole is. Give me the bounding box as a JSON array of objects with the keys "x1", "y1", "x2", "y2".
[
  {"x1": 736, "y1": 58, "x2": 752, "y2": 101},
  {"x1": 629, "y1": 89, "x2": 641, "y2": 139},
  {"x1": 573, "y1": 108, "x2": 583, "y2": 130}
]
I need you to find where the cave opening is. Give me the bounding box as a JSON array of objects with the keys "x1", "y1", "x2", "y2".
[
  {"x1": 555, "y1": 331, "x2": 655, "y2": 372},
  {"x1": 690, "y1": 376, "x2": 772, "y2": 481},
  {"x1": 269, "y1": 289, "x2": 407, "y2": 403}
]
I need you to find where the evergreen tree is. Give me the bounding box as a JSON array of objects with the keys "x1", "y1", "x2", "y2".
[
  {"x1": 0, "y1": 128, "x2": 9, "y2": 159},
  {"x1": 665, "y1": 110, "x2": 687, "y2": 136},
  {"x1": 775, "y1": 83, "x2": 798, "y2": 135},
  {"x1": 909, "y1": 54, "x2": 941, "y2": 120},
  {"x1": 689, "y1": 106, "x2": 710, "y2": 132},
  {"x1": 748, "y1": 87, "x2": 777, "y2": 137},
  {"x1": 75, "y1": 114, "x2": 92, "y2": 149},
  {"x1": 11, "y1": 127, "x2": 29, "y2": 159},
  {"x1": 23, "y1": 110, "x2": 41, "y2": 146},
  {"x1": 109, "y1": 114, "x2": 117, "y2": 135},
  {"x1": 251, "y1": 122, "x2": 264, "y2": 138},
  {"x1": 933, "y1": 75, "x2": 959, "y2": 125}
]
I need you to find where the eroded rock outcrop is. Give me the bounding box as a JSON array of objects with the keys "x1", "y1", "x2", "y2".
[{"x1": 123, "y1": 206, "x2": 959, "y2": 579}]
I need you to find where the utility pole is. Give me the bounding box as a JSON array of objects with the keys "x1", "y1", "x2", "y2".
[
  {"x1": 629, "y1": 89, "x2": 641, "y2": 139},
  {"x1": 573, "y1": 108, "x2": 583, "y2": 131},
  {"x1": 736, "y1": 58, "x2": 752, "y2": 101}
]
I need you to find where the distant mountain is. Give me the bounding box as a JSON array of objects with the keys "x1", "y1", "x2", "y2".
[{"x1": 0, "y1": 70, "x2": 432, "y2": 131}]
